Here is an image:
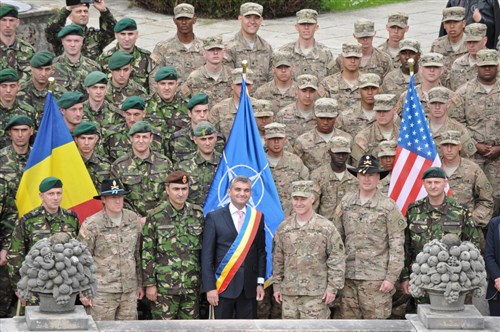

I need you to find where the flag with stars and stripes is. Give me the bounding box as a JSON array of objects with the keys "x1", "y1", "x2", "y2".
[{"x1": 388, "y1": 74, "x2": 446, "y2": 214}]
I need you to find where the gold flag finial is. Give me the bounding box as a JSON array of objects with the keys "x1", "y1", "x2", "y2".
[
  {"x1": 408, "y1": 58, "x2": 415, "y2": 76},
  {"x1": 48, "y1": 77, "x2": 55, "y2": 93}
]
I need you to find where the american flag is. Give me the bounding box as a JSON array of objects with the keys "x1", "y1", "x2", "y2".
[{"x1": 388, "y1": 74, "x2": 443, "y2": 214}]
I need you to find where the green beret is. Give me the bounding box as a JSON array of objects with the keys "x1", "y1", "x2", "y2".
[
  {"x1": 0, "y1": 68, "x2": 19, "y2": 83},
  {"x1": 422, "y1": 167, "x2": 446, "y2": 179},
  {"x1": 39, "y1": 177, "x2": 63, "y2": 193},
  {"x1": 84, "y1": 71, "x2": 108, "y2": 87},
  {"x1": 5, "y1": 115, "x2": 33, "y2": 131},
  {"x1": 0, "y1": 5, "x2": 18, "y2": 18},
  {"x1": 187, "y1": 93, "x2": 209, "y2": 110},
  {"x1": 114, "y1": 18, "x2": 137, "y2": 32},
  {"x1": 72, "y1": 122, "x2": 98, "y2": 137},
  {"x1": 193, "y1": 121, "x2": 216, "y2": 137},
  {"x1": 108, "y1": 50, "x2": 133, "y2": 70},
  {"x1": 57, "y1": 24, "x2": 84, "y2": 39},
  {"x1": 121, "y1": 96, "x2": 145, "y2": 111},
  {"x1": 128, "y1": 120, "x2": 152, "y2": 136},
  {"x1": 30, "y1": 51, "x2": 55, "y2": 68},
  {"x1": 154, "y1": 66, "x2": 178, "y2": 82},
  {"x1": 57, "y1": 91, "x2": 85, "y2": 109}
]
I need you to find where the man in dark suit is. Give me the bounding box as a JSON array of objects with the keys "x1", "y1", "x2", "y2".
[
  {"x1": 201, "y1": 175, "x2": 266, "y2": 319},
  {"x1": 485, "y1": 216, "x2": 500, "y2": 316}
]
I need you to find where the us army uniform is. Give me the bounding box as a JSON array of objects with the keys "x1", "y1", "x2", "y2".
[
  {"x1": 142, "y1": 172, "x2": 204, "y2": 319},
  {"x1": 377, "y1": 12, "x2": 409, "y2": 70},
  {"x1": 376, "y1": 140, "x2": 397, "y2": 196},
  {"x1": 273, "y1": 181, "x2": 346, "y2": 319}
]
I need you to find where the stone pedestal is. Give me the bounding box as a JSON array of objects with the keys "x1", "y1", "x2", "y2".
[
  {"x1": 25, "y1": 305, "x2": 95, "y2": 331},
  {"x1": 415, "y1": 304, "x2": 484, "y2": 330}
]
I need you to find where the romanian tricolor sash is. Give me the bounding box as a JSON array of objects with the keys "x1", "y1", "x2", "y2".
[{"x1": 214, "y1": 207, "x2": 262, "y2": 293}]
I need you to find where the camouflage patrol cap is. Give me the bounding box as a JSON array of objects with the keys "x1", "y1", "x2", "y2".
[
  {"x1": 442, "y1": 7, "x2": 465, "y2": 22},
  {"x1": 57, "y1": 24, "x2": 84, "y2": 39},
  {"x1": 354, "y1": 19, "x2": 375, "y2": 38},
  {"x1": 464, "y1": 23, "x2": 487, "y2": 42},
  {"x1": 114, "y1": 18, "x2": 137, "y2": 33},
  {"x1": 399, "y1": 38, "x2": 421, "y2": 53},
  {"x1": 272, "y1": 50, "x2": 292, "y2": 67},
  {"x1": 419, "y1": 53, "x2": 444, "y2": 67},
  {"x1": 187, "y1": 93, "x2": 209, "y2": 110},
  {"x1": 264, "y1": 122, "x2": 286, "y2": 139},
  {"x1": 0, "y1": 5, "x2": 18, "y2": 18},
  {"x1": 252, "y1": 99, "x2": 273, "y2": 117},
  {"x1": 387, "y1": 12, "x2": 408, "y2": 28},
  {"x1": 193, "y1": 121, "x2": 216, "y2": 137},
  {"x1": 204, "y1": 35, "x2": 224, "y2": 50},
  {"x1": 373, "y1": 94, "x2": 397, "y2": 111},
  {"x1": 30, "y1": 51, "x2": 55, "y2": 68},
  {"x1": 5, "y1": 114, "x2": 33, "y2": 131},
  {"x1": 422, "y1": 166, "x2": 446, "y2": 179},
  {"x1": 342, "y1": 42, "x2": 362, "y2": 58},
  {"x1": 427, "y1": 86, "x2": 449, "y2": 103},
  {"x1": 330, "y1": 136, "x2": 351, "y2": 153},
  {"x1": 232, "y1": 68, "x2": 253, "y2": 84},
  {"x1": 296, "y1": 9, "x2": 318, "y2": 24},
  {"x1": 291, "y1": 180, "x2": 314, "y2": 198},
  {"x1": 0, "y1": 68, "x2": 19, "y2": 83},
  {"x1": 84, "y1": 71, "x2": 108, "y2": 87},
  {"x1": 108, "y1": 50, "x2": 134, "y2": 70},
  {"x1": 377, "y1": 140, "x2": 397, "y2": 157},
  {"x1": 121, "y1": 96, "x2": 145, "y2": 111},
  {"x1": 166, "y1": 170, "x2": 190, "y2": 185},
  {"x1": 296, "y1": 74, "x2": 318, "y2": 90},
  {"x1": 39, "y1": 177, "x2": 63, "y2": 193},
  {"x1": 174, "y1": 3, "x2": 195, "y2": 19},
  {"x1": 476, "y1": 49, "x2": 499, "y2": 66},
  {"x1": 72, "y1": 121, "x2": 98, "y2": 137},
  {"x1": 359, "y1": 73, "x2": 381, "y2": 88},
  {"x1": 240, "y1": 2, "x2": 263, "y2": 17},
  {"x1": 439, "y1": 130, "x2": 461, "y2": 145},
  {"x1": 56, "y1": 91, "x2": 85, "y2": 109},
  {"x1": 128, "y1": 120, "x2": 152, "y2": 136},
  {"x1": 154, "y1": 66, "x2": 178, "y2": 81},
  {"x1": 314, "y1": 98, "x2": 339, "y2": 118}
]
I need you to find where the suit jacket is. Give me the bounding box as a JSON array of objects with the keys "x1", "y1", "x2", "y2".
[
  {"x1": 485, "y1": 216, "x2": 500, "y2": 300},
  {"x1": 201, "y1": 205, "x2": 266, "y2": 299}
]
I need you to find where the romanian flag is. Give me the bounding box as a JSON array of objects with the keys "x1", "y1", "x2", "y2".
[{"x1": 16, "y1": 92, "x2": 102, "y2": 222}]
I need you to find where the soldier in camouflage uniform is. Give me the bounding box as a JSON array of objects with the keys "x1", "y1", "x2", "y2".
[
  {"x1": 311, "y1": 136, "x2": 358, "y2": 221},
  {"x1": 105, "y1": 50, "x2": 147, "y2": 110},
  {"x1": 277, "y1": 9, "x2": 333, "y2": 81},
  {"x1": 52, "y1": 24, "x2": 101, "y2": 93},
  {"x1": 180, "y1": 36, "x2": 233, "y2": 106},
  {"x1": 149, "y1": 3, "x2": 205, "y2": 90},
  {"x1": 252, "y1": 99, "x2": 274, "y2": 146},
  {"x1": 146, "y1": 66, "x2": 190, "y2": 141},
  {"x1": 111, "y1": 121, "x2": 173, "y2": 219},
  {"x1": 224, "y1": 2, "x2": 272, "y2": 88},
  {"x1": 275, "y1": 74, "x2": 318, "y2": 147},
  {"x1": 273, "y1": 180, "x2": 345, "y2": 319},
  {"x1": 448, "y1": 23, "x2": 488, "y2": 91},
  {"x1": 57, "y1": 91, "x2": 85, "y2": 133},
  {"x1": 377, "y1": 140, "x2": 397, "y2": 196},
  {"x1": 352, "y1": 94, "x2": 400, "y2": 165},
  {"x1": 294, "y1": 98, "x2": 352, "y2": 171},
  {"x1": 401, "y1": 167, "x2": 480, "y2": 305},
  {"x1": 99, "y1": 18, "x2": 152, "y2": 92},
  {"x1": 0, "y1": 5, "x2": 35, "y2": 81},
  {"x1": 0, "y1": 68, "x2": 36, "y2": 148},
  {"x1": 73, "y1": 122, "x2": 111, "y2": 190},
  {"x1": 78, "y1": 178, "x2": 143, "y2": 321},
  {"x1": 430, "y1": 7, "x2": 468, "y2": 71},
  {"x1": 377, "y1": 12, "x2": 409, "y2": 70},
  {"x1": 318, "y1": 43, "x2": 362, "y2": 109},
  {"x1": 142, "y1": 171, "x2": 204, "y2": 319},
  {"x1": 381, "y1": 39, "x2": 422, "y2": 97},
  {"x1": 8, "y1": 177, "x2": 80, "y2": 301},
  {"x1": 177, "y1": 122, "x2": 221, "y2": 207},
  {"x1": 333, "y1": 155, "x2": 406, "y2": 319},
  {"x1": 45, "y1": 0, "x2": 116, "y2": 59},
  {"x1": 253, "y1": 50, "x2": 298, "y2": 115}
]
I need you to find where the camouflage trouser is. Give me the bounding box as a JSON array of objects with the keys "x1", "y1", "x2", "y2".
[
  {"x1": 257, "y1": 285, "x2": 282, "y2": 319},
  {"x1": 281, "y1": 294, "x2": 329, "y2": 319},
  {"x1": 151, "y1": 293, "x2": 199, "y2": 320},
  {"x1": 484, "y1": 157, "x2": 500, "y2": 216},
  {"x1": 341, "y1": 279, "x2": 395, "y2": 319},
  {"x1": 390, "y1": 281, "x2": 411, "y2": 319},
  {"x1": 90, "y1": 291, "x2": 137, "y2": 321},
  {"x1": 0, "y1": 265, "x2": 15, "y2": 318}
]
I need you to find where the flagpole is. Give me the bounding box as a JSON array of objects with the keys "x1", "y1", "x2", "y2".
[
  {"x1": 408, "y1": 58, "x2": 415, "y2": 76},
  {"x1": 48, "y1": 77, "x2": 55, "y2": 93}
]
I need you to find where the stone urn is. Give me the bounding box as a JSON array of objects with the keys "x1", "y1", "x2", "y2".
[{"x1": 17, "y1": 233, "x2": 97, "y2": 313}]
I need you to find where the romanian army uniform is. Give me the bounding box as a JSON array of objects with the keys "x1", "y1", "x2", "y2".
[
  {"x1": 105, "y1": 80, "x2": 147, "y2": 110},
  {"x1": 318, "y1": 73, "x2": 361, "y2": 109},
  {"x1": 277, "y1": 40, "x2": 333, "y2": 81},
  {"x1": 0, "y1": 37, "x2": 35, "y2": 80},
  {"x1": 0, "y1": 100, "x2": 36, "y2": 148},
  {"x1": 145, "y1": 93, "x2": 190, "y2": 141},
  {"x1": 52, "y1": 54, "x2": 101, "y2": 93},
  {"x1": 19, "y1": 80, "x2": 66, "y2": 126},
  {"x1": 253, "y1": 80, "x2": 298, "y2": 116},
  {"x1": 82, "y1": 152, "x2": 112, "y2": 190},
  {"x1": 167, "y1": 127, "x2": 225, "y2": 165},
  {"x1": 0, "y1": 145, "x2": 30, "y2": 193},
  {"x1": 82, "y1": 99, "x2": 123, "y2": 135}
]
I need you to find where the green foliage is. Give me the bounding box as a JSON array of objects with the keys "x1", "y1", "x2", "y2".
[{"x1": 322, "y1": 0, "x2": 409, "y2": 11}]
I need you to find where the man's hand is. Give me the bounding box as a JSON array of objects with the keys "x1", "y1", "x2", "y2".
[
  {"x1": 322, "y1": 291, "x2": 336, "y2": 305},
  {"x1": 273, "y1": 290, "x2": 282, "y2": 304},
  {"x1": 472, "y1": 8, "x2": 482, "y2": 22},
  {"x1": 0, "y1": 249, "x2": 8, "y2": 266},
  {"x1": 15, "y1": 291, "x2": 26, "y2": 306},
  {"x1": 80, "y1": 296, "x2": 92, "y2": 307},
  {"x1": 495, "y1": 277, "x2": 500, "y2": 292},
  {"x1": 140, "y1": 217, "x2": 147, "y2": 226},
  {"x1": 379, "y1": 280, "x2": 395, "y2": 293},
  {"x1": 256, "y1": 285, "x2": 265, "y2": 301},
  {"x1": 401, "y1": 280, "x2": 410, "y2": 295},
  {"x1": 484, "y1": 146, "x2": 500, "y2": 159},
  {"x1": 207, "y1": 289, "x2": 219, "y2": 306},
  {"x1": 137, "y1": 287, "x2": 144, "y2": 300},
  {"x1": 476, "y1": 143, "x2": 491, "y2": 156},
  {"x1": 93, "y1": 0, "x2": 107, "y2": 12},
  {"x1": 145, "y1": 285, "x2": 157, "y2": 302}
]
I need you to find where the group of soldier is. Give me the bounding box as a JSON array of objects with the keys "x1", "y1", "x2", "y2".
[{"x1": 0, "y1": 0, "x2": 499, "y2": 321}]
